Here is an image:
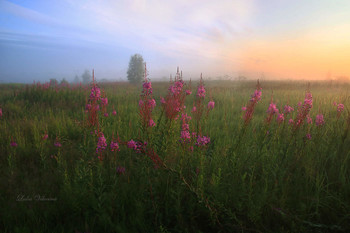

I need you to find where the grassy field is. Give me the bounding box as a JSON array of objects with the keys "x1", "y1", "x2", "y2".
[{"x1": 0, "y1": 77, "x2": 349, "y2": 232}]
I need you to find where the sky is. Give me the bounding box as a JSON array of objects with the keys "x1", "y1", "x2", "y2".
[{"x1": 0, "y1": 0, "x2": 350, "y2": 83}]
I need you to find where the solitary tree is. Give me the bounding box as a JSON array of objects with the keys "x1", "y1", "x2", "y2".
[
  {"x1": 127, "y1": 54, "x2": 144, "y2": 84},
  {"x1": 82, "y1": 69, "x2": 92, "y2": 84},
  {"x1": 73, "y1": 75, "x2": 81, "y2": 83}
]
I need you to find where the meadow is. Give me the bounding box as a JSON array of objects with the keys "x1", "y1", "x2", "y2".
[{"x1": 0, "y1": 73, "x2": 349, "y2": 233}]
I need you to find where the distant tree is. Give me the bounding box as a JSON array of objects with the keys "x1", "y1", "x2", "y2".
[
  {"x1": 60, "y1": 78, "x2": 68, "y2": 85},
  {"x1": 127, "y1": 54, "x2": 144, "y2": 84},
  {"x1": 49, "y1": 78, "x2": 58, "y2": 87},
  {"x1": 73, "y1": 75, "x2": 81, "y2": 83},
  {"x1": 82, "y1": 70, "x2": 92, "y2": 84}
]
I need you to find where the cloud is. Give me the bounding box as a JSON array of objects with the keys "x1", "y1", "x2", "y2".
[{"x1": 64, "y1": 0, "x2": 256, "y2": 62}]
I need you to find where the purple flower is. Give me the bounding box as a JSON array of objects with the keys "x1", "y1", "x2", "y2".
[
  {"x1": 148, "y1": 99, "x2": 156, "y2": 109},
  {"x1": 42, "y1": 134, "x2": 48, "y2": 141},
  {"x1": 197, "y1": 85, "x2": 206, "y2": 98},
  {"x1": 267, "y1": 103, "x2": 279, "y2": 115},
  {"x1": 315, "y1": 114, "x2": 325, "y2": 126},
  {"x1": 110, "y1": 141, "x2": 120, "y2": 152},
  {"x1": 306, "y1": 134, "x2": 312, "y2": 140},
  {"x1": 307, "y1": 115, "x2": 313, "y2": 124},
  {"x1": 54, "y1": 141, "x2": 61, "y2": 147},
  {"x1": 127, "y1": 139, "x2": 137, "y2": 150},
  {"x1": 116, "y1": 166, "x2": 126, "y2": 175},
  {"x1": 149, "y1": 118, "x2": 156, "y2": 127},
  {"x1": 104, "y1": 112, "x2": 109, "y2": 117},
  {"x1": 284, "y1": 105, "x2": 294, "y2": 114},
  {"x1": 101, "y1": 97, "x2": 108, "y2": 106},
  {"x1": 196, "y1": 135, "x2": 210, "y2": 146},
  {"x1": 207, "y1": 101, "x2": 215, "y2": 110},
  {"x1": 10, "y1": 141, "x2": 17, "y2": 147},
  {"x1": 96, "y1": 133, "x2": 107, "y2": 153},
  {"x1": 276, "y1": 113, "x2": 284, "y2": 123},
  {"x1": 337, "y1": 103, "x2": 344, "y2": 113}
]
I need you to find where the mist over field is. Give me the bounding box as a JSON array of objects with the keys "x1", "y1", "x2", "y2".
[{"x1": 1, "y1": 0, "x2": 350, "y2": 83}]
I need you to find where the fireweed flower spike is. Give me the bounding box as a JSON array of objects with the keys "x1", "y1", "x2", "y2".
[
  {"x1": 315, "y1": 114, "x2": 325, "y2": 126},
  {"x1": 284, "y1": 105, "x2": 294, "y2": 115},
  {"x1": 139, "y1": 64, "x2": 156, "y2": 128},
  {"x1": 207, "y1": 101, "x2": 215, "y2": 110},
  {"x1": 116, "y1": 166, "x2": 126, "y2": 175},
  {"x1": 293, "y1": 91, "x2": 313, "y2": 130},
  {"x1": 276, "y1": 113, "x2": 285, "y2": 124},
  {"x1": 10, "y1": 141, "x2": 18, "y2": 147},
  {"x1": 243, "y1": 80, "x2": 262, "y2": 125},
  {"x1": 96, "y1": 133, "x2": 107, "y2": 153},
  {"x1": 110, "y1": 141, "x2": 120, "y2": 152},
  {"x1": 163, "y1": 68, "x2": 188, "y2": 120},
  {"x1": 54, "y1": 140, "x2": 62, "y2": 147},
  {"x1": 266, "y1": 101, "x2": 279, "y2": 124},
  {"x1": 42, "y1": 133, "x2": 48, "y2": 141}
]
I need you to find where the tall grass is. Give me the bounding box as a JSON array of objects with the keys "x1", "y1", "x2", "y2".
[{"x1": 0, "y1": 77, "x2": 349, "y2": 232}]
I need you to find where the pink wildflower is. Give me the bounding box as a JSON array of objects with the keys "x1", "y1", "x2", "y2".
[
  {"x1": 180, "y1": 131, "x2": 191, "y2": 142},
  {"x1": 276, "y1": 113, "x2": 284, "y2": 124},
  {"x1": 104, "y1": 112, "x2": 109, "y2": 117},
  {"x1": 307, "y1": 115, "x2": 313, "y2": 124},
  {"x1": 284, "y1": 105, "x2": 294, "y2": 114},
  {"x1": 0, "y1": 108, "x2": 2, "y2": 117},
  {"x1": 10, "y1": 141, "x2": 18, "y2": 147},
  {"x1": 85, "y1": 104, "x2": 92, "y2": 111},
  {"x1": 192, "y1": 106, "x2": 197, "y2": 112},
  {"x1": 306, "y1": 134, "x2": 312, "y2": 140},
  {"x1": 196, "y1": 135, "x2": 210, "y2": 146},
  {"x1": 127, "y1": 140, "x2": 137, "y2": 150},
  {"x1": 139, "y1": 100, "x2": 144, "y2": 108},
  {"x1": 149, "y1": 118, "x2": 156, "y2": 127},
  {"x1": 207, "y1": 101, "x2": 215, "y2": 110},
  {"x1": 160, "y1": 97, "x2": 166, "y2": 104},
  {"x1": 197, "y1": 85, "x2": 206, "y2": 98},
  {"x1": 288, "y1": 119, "x2": 294, "y2": 125},
  {"x1": 112, "y1": 110, "x2": 117, "y2": 116},
  {"x1": 110, "y1": 141, "x2": 120, "y2": 152},
  {"x1": 337, "y1": 103, "x2": 344, "y2": 112},
  {"x1": 315, "y1": 114, "x2": 325, "y2": 126},
  {"x1": 143, "y1": 81, "x2": 152, "y2": 95},
  {"x1": 242, "y1": 106, "x2": 247, "y2": 111},
  {"x1": 96, "y1": 133, "x2": 107, "y2": 153},
  {"x1": 186, "y1": 90, "x2": 192, "y2": 95},
  {"x1": 116, "y1": 166, "x2": 126, "y2": 175},
  {"x1": 101, "y1": 97, "x2": 108, "y2": 106},
  {"x1": 54, "y1": 141, "x2": 61, "y2": 147},
  {"x1": 148, "y1": 99, "x2": 156, "y2": 109},
  {"x1": 42, "y1": 134, "x2": 48, "y2": 141},
  {"x1": 267, "y1": 103, "x2": 279, "y2": 114}
]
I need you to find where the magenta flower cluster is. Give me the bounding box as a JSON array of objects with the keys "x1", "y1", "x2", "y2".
[
  {"x1": 197, "y1": 84, "x2": 206, "y2": 98},
  {"x1": 207, "y1": 101, "x2": 215, "y2": 110},
  {"x1": 196, "y1": 135, "x2": 210, "y2": 146},
  {"x1": 96, "y1": 133, "x2": 107, "y2": 153},
  {"x1": 315, "y1": 114, "x2": 325, "y2": 126},
  {"x1": 284, "y1": 105, "x2": 294, "y2": 114},
  {"x1": 110, "y1": 141, "x2": 120, "y2": 152}
]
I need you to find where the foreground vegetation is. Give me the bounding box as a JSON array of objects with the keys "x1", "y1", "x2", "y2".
[{"x1": 0, "y1": 74, "x2": 349, "y2": 232}]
